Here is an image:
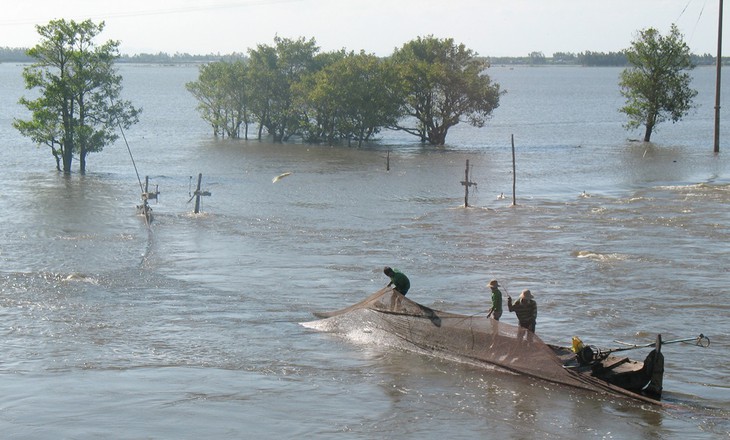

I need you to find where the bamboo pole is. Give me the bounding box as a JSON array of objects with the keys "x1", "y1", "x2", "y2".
[
  {"x1": 194, "y1": 173, "x2": 203, "y2": 214},
  {"x1": 465, "y1": 159, "x2": 469, "y2": 207},
  {"x1": 511, "y1": 134, "x2": 517, "y2": 206}
]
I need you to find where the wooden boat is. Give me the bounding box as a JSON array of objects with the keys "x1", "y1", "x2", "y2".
[
  {"x1": 305, "y1": 288, "x2": 708, "y2": 406},
  {"x1": 550, "y1": 335, "x2": 665, "y2": 401}
]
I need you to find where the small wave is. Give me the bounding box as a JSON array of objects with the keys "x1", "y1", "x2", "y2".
[
  {"x1": 58, "y1": 233, "x2": 97, "y2": 241},
  {"x1": 60, "y1": 272, "x2": 100, "y2": 285},
  {"x1": 299, "y1": 319, "x2": 329, "y2": 331},
  {"x1": 182, "y1": 211, "x2": 212, "y2": 219},
  {"x1": 573, "y1": 250, "x2": 627, "y2": 261}
]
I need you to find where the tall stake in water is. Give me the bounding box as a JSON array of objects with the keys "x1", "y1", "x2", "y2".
[
  {"x1": 461, "y1": 159, "x2": 477, "y2": 207},
  {"x1": 715, "y1": 0, "x2": 723, "y2": 153},
  {"x1": 511, "y1": 134, "x2": 517, "y2": 206}
]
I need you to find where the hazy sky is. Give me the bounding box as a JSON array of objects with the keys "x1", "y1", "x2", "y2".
[{"x1": 1, "y1": 0, "x2": 725, "y2": 57}]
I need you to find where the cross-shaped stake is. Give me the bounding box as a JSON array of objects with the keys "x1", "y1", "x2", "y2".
[
  {"x1": 460, "y1": 159, "x2": 477, "y2": 207},
  {"x1": 189, "y1": 173, "x2": 211, "y2": 214}
]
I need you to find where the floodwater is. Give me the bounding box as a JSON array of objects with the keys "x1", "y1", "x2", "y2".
[{"x1": 0, "y1": 62, "x2": 728, "y2": 439}]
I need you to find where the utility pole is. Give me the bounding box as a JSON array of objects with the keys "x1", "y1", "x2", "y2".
[{"x1": 715, "y1": 0, "x2": 723, "y2": 153}]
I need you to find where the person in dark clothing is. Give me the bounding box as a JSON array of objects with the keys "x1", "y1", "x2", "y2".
[
  {"x1": 384, "y1": 267, "x2": 410, "y2": 311},
  {"x1": 384, "y1": 267, "x2": 410, "y2": 295},
  {"x1": 507, "y1": 289, "x2": 537, "y2": 332}
]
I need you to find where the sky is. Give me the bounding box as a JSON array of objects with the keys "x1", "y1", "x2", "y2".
[{"x1": 0, "y1": 0, "x2": 726, "y2": 57}]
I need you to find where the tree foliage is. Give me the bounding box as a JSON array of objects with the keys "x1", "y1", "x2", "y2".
[
  {"x1": 186, "y1": 60, "x2": 250, "y2": 139},
  {"x1": 297, "y1": 51, "x2": 402, "y2": 146},
  {"x1": 246, "y1": 36, "x2": 320, "y2": 142},
  {"x1": 14, "y1": 19, "x2": 140, "y2": 173},
  {"x1": 187, "y1": 36, "x2": 503, "y2": 147},
  {"x1": 390, "y1": 36, "x2": 503, "y2": 145},
  {"x1": 619, "y1": 24, "x2": 697, "y2": 142}
]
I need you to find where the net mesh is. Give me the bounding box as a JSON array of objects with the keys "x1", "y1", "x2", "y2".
[{"x1": 306, "y1": 288, "x2": 661, "y2": 404}]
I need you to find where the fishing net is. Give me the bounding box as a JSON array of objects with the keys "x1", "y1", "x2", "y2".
[{"x1": 305, "y1": 288, "x2": 661, "y2": 404}]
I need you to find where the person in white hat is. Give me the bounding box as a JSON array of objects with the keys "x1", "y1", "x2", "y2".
[{"x1": 507, "y1": 289, "x2": 537, "y2": 332}]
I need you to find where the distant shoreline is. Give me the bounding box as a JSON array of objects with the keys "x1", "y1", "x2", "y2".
[{"x1": 1, "y1": 48, "x2": 727, "y2": 67}]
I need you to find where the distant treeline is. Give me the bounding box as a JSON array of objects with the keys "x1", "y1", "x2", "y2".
[
  {"x1": 490, "y1": 50, "x2": 722, "y2": 66},
  {"x1": 1, "y1": 46, "x2": 725, "y2": 66},
  {"x1": 0, "y1": 47, "x2": 33, "y2": 62},
  {"x1": 0, "y1": 48, "x2": 241, "y2": 64},
  {"x1": 118, "y1": 52, "x2": 247, "y2": 64}
]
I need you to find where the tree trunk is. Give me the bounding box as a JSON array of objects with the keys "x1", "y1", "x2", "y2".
[
  {"x1": 62, "y1": 104, "x2": 73, "y2": 173},
  {"x1": 643, "y1": 120, "x2": 654, "y2": 142},
  {"x1": 51, "y1": 145, "x2": 62, "y2": 171},
  {"x1": 643, "y1": 112, "x2": 656, "y2": 142},
  {"x1": 62, "y1": 139, "x2": 73, "y2": 173},
  {"x1": 273, "y1": 125, "x2": 284, "y2": 142},
  {"x1": 429, "y1": 127, "x2": 448, "y2": 146},
  {"x1": 80, "y1": 152, "x2": 87, "y2": 174}
]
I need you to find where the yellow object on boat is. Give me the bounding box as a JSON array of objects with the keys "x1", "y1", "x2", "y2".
[{"x1": 572, "y1": 336, "x2": 585, "y2": 353}]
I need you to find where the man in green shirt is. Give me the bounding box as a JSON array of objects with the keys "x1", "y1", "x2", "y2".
[
  {"x1": 384, "y1": 267, "x2": 410, "y2": 295},
  {"x1": 384, "y1": 267, "x2": 410, "y2": 311},
  {"x1": 487, "y1": 279, "x2": 503, "y2": 320}
]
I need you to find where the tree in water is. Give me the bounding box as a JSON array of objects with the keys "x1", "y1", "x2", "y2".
[
  {"x1": 187, "y1": 59, "x2": 251, "y2": 139},
  {"x1": 619, "y1": 24, "x2": 697, "y2": 142},
  {"x1": 390, "y1": 36, "x2": 503, "y2": 146},
  {"x1": 247, "y1": 36, "x2": 320, "y2": 142},
  {"x1": 297, "y1": 51, "x2": 402, "y2": 146},
  {"x1": 14, "y1": 19, "x2": 140, "y2": 173}
]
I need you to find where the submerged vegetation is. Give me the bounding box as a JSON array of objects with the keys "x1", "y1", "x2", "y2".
[
  {"x1": 13, "y1": 19, "x2": 140, "y2": 174},
  {"x1": 5, "y1": 24, "x2": 714, "y2": 150},
  {"x1": 186, "y1": 36, "x2": 502, "y2": 146},
  {"x1": 619, "y1": 24, "x2": 698, "y2": 142}
]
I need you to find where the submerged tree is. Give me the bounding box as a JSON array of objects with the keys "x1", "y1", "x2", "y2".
[
  {"x1": 619, "y1": 24, "x2": 697, "y2": 142},
  {"x1": 247, "y1": 36, "x2": 320, "y2": 142},
  {"x1": 187, "y1": 59, "x2": 251, "y2": 139},
  {"x1": 14, "y1": 19, "x2": 140, "y2": 173},
  {"x1": 298, "y1": 51, "x2": 402, "y2": 146},
  {"x1": 187, "y1": 35, "x2": 504, "y2": 148},
  {"x1": 390, "y1": 36, "x2": 503, "y2": 146}
]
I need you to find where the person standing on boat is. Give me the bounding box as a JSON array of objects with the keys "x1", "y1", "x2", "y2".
[
  {"x1": 384, "y1": 267, "x2": 410, "y2": 295},
  {"x1": 507, "y1": 289, "x2": 537, "y2": 332},
  {"x1": 384, "y1": 267, "x2": 410, "y2": 310},
  {"x1": 487, "y1": 279, "x2": 503, "y2": 320}
]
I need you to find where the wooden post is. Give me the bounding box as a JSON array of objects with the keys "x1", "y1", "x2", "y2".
[
  {"x1": 190, "y1": 173, "x2": 211, "y2": 214},
  {"x1": 194, "y1": 173, "x2": 203, "y2": 214},
  {"x1": 460, "y1": 159, "x2": 477, "y2": 207},
  {"x1": 139, "y1": 176, "x2": 152, "y2": 224},
  {"x1": 143, "y1": 175, "x2": 159, "y2": 202},
  {"x1": 386, "y1": 150, "x2": 390, "y2": 171},
  {"x1": 511, "y1": 134, "x2": 517, "y2": 206}
]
